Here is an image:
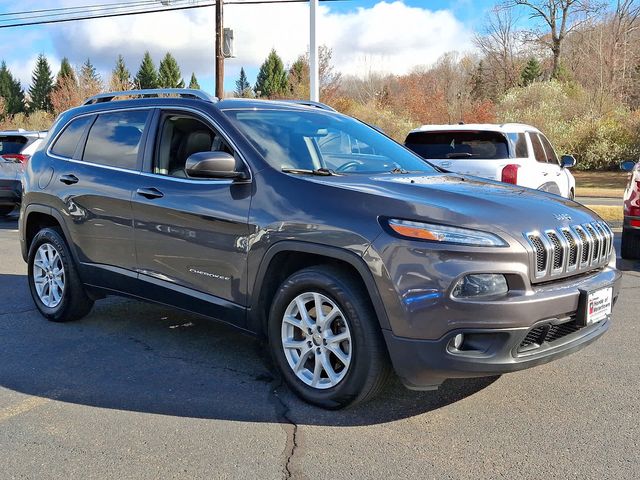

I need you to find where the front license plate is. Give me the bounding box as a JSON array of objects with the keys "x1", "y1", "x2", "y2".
[{"x1": 582, "y1": 287, "x2": 613, "y2": 325}]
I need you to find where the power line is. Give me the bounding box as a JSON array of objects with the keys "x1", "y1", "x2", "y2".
[{"x1": 0, "y1": 0, "x2": 345, "y2": 29}]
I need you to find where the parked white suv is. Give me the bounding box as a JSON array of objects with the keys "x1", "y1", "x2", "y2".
[
  {"x1": 0, "y1": 130, "x2": 47, "y2": 216},
  {"x1": 404, "y1": 123, "x2": 576, "y2": 199}
]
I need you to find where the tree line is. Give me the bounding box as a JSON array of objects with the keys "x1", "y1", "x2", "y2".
[{"x1": 0, "y1": 51, "x2": 201, "y2": 118}]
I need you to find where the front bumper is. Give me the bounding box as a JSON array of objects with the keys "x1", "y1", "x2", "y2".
[{"x1": 383, "y1": 266, "x2": 622, "y2": 390}]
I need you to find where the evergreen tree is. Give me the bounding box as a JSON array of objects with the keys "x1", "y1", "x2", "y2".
[
  {"x1": 135, "y1": 52, "x2": 158, "y2": 89},
  {"x1": 0, "y1": 61, "x2": 25, "y2": 115},
  {"x1": 188, "y1": 72, "x2": 200, "y2": 89},
  {"x1": 470, "y1": 61, "x2": 487, "y2": 100},
  {"x1": 56, "y1": 57, "x2": 76, "y2": 86},
  {"x1": 520, "y1": 58, "x2": 542, "y2": 87},
  {"x1": 287, "y1": 56, "x2": 309, "y2": 98},
  {"x1": 79, "y1": 58, "x2": 102, "y2": 97},
  {"x1": 254, "y1": 49, "x2": 288, "y2": 98},
  {"x1": 110, "y1": 54, "x2": 131, "y2": 91},
  {"x1": 158, "y1": 53, "x2": 184, "y2": 88},
  {"x1": 28, "y1": 53, "x2": 54, "y2": 112},
  {"x1": 234, "y1": 67, "x2": 251, "y2": 97}
]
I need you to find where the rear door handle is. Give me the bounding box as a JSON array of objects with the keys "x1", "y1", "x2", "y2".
[
  {"x1": 59, "y1": 174, "x2": 79, "y2": 185},
  {"x1": 136, "y1": 187, "x2": 164, "y2": 199},
  {"x1": 541, "y1": 172, "x2": 549, "y2": 176}
]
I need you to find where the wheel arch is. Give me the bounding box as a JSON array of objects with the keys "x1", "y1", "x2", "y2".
[
  {"x1": 21, "y1": 204, "x2": 78, "y2": 263},
  {"x1": 248, "y1": 241, "x2": 390, "y2": 337}
]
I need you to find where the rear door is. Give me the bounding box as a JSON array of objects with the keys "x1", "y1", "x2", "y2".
[
  {"x1": 404, "y1": 130, "x2": 510, "y2": 180},
  {"x1": 528, "y1": 132, "x2": 567, "y2": 197},
  {"x1": 48, "y1": 109, "x2": 151, "y2": 280},
  {"x1": 131, "y1": 108, "x2": 252, "y2": 313}
]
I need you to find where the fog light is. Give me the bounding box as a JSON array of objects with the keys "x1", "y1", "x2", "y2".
[
  {"x1": 452, "y1": 274, "x2": 508, "y2": 298},
  {"x1": 452, "y1": 333, "x2": 464, "y2": 349}
]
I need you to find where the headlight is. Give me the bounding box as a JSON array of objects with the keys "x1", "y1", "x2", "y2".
[
  {"x1": 387, "y1": 219, "x2": 508, "y2": 247},
  {"x1": 452, "y1": 274, "x2": 508, "y2": 298}
]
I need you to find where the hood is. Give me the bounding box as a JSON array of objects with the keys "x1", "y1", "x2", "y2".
[{"x1": 309, "y1": 172, "x2": 600, "y2": 240}]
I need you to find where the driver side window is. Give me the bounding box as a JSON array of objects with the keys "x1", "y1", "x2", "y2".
[{"x1": 154, "y1": 113, "x2": 233, "y2": 178}]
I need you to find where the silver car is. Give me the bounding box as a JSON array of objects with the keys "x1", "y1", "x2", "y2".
[{"x1": 0, "y1": 130, "x2": 46, "y2": 217}]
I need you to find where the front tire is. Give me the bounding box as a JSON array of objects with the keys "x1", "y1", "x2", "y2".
[
  {"x1": 28, "y1": 227, "x2": 94, "y2": 322},
  {"x1": 621, "y1": 227, "x2": 640, "y2": 260},
  {"x1": 268, "y1": 265, "x2": 390, "y2": 409}
]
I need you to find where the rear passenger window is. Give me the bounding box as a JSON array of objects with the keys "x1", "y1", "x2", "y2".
[
  {"x1": 51, "y1": 116, "x2": 93, "y2": 158},
  {"x1": 530, "y1": 133, "x2": 547, "y2": 163},
  {"x1": 507, "y1": 132, "x2": 528, "y2": 158},
  {"x1": 82, "y1": 110, "x2": 149, "y2": 170},
  {"x1": 538, "y1": 134, "x2": 559, "y2": 165}
]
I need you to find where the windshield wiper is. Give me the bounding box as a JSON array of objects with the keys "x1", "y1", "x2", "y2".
[
  {"x1": 388, "y1": 167, "x2": 410, "y2": 174},
  {"x1": 446, "y1": 153, "x2": 473, "y2": 159},
  {"x1": 281, "y1": 167, "x2": 337, "y2": 176}
]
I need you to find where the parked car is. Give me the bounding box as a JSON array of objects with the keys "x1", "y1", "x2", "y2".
[
  {"x1": 404, "y1": 123, "x2": 577, "y2": 199},
  {"x1": 0, "y1": 129, "x2": 47, "y2": 217},
  {"x1": 19, "y1": 89, "x2": 621, "y2": 408},
  {"x1": 621, "y1": 160, "x2": 640, "y2": 259}
]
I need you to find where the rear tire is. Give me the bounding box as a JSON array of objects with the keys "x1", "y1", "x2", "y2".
[
  {"x1": 268, "y1": 265, "x2": 391, "y2": 409},
  {"x1": 27, "y1": 227, "x2": 94, "y2": 322},
  {"x1": 621, "y1": 227, "x2": 640, "y2": 260}
]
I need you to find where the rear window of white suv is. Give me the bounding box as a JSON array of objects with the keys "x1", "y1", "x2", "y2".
[{"x1": 405, "y1": 131, "x2": 520, "y2": 160}]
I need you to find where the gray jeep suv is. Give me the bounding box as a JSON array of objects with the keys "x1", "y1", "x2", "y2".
[{"x1": 19, "y1": 89, "x2": 622, "y2": 408}]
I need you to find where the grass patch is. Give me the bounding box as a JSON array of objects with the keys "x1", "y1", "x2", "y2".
[
  {"x1": 574, "y1": 171, "x2": 628, "y2": 198},
  {"x1": 588, "y1": 205, "x2": 624, "y2": 223}
]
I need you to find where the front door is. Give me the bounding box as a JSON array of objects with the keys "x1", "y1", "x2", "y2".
[{"x1": 131, "y1": 109, "x2": 252, "y2": 310}]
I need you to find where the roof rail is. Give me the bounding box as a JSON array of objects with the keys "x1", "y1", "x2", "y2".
[
  {"x1": 82, "y1": 88, "x2": 217, "y2": 106},
  {"x1": 282, "y1": 100, "x2": 337, "y2": 112}
]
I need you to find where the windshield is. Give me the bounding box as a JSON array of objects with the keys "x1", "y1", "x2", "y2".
[
  {"x1": 405, "y1": 130, "x2": 510, "y2": 160},
  {"x1": 223, "y1": 109, "x2": 436, "y2": 174}
]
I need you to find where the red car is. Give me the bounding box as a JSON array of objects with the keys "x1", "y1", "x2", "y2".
[{"x1": 621, "y1": 160, "x2": 640, "y2": 259}]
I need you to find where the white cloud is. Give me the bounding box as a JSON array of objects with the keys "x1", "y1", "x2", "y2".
[{"x1": 35, "y1": 1, "x2": 474, "y2": 86}]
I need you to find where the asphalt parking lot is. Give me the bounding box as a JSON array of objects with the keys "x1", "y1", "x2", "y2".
[{"x1": 1, "y1": 213, "x2": 639, "y2": 480}]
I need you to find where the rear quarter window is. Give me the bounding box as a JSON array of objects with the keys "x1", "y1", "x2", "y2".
[
  {"x1": 405, "y1": 131, "x2": 509, "y2": 160},
  {"x1": 51, "y1": 116, "x2": 94, "y2": 158},
  {"x1": 82, "y1": 110, "x2": 149, "y2": 170}
]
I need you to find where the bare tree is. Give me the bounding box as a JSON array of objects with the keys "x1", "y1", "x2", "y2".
[
  {"x1": 507, "y1": 0, "x2": 604, "y2": 78},
  {"x1": 474, "y1": 6, "x2": 522, "y2": 95}
]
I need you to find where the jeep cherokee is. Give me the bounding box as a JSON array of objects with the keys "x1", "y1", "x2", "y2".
[{"x1": 19, "y1": 89, "x2": 622, "y2": 409}]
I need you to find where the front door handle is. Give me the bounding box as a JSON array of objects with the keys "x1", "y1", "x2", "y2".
[
  {"x1": 59, "y1": 174, "x2": 79, "y2": 185},
  {"x1": 136, "y1": 187, "x2": 164, "y2": 199}
]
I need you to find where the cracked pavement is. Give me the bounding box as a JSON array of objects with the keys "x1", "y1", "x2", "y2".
[{"x1": 1, "y1": 216, "x2": 639, "y2": 479}]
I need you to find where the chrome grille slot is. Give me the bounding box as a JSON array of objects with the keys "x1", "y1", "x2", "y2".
[
  {"x1": 546, "y1": 231, "x2": 564, "y2": 271},
  {"x1": 561, "y1": 229, "x2": 578, "y2": 268},
  {"x1": 524, "y1": 220, "x2": 613, "y2": 283},
  {"x1": 585, "y1": 224, "x2": 600, "y2": 263},
  {"x1": 528, "y1": 234, "x2": 547, "y2": 277},
  {"x1": 574, "y1": 226, "x2": 591, "y2": 266}
]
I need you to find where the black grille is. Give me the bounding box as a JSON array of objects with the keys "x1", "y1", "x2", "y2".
[
  {"x1": 562, "y1": 229, "x2": 577, "y2": 267},
  {"x1": 529, "y1": 235, "x2": 547, "y2": 273},
  {"x1": 548, "y1": 232, "x2": 563, "y2": 269},
  {"x1": 518, "y1": 319, "x2": 583, "y2": 352}
]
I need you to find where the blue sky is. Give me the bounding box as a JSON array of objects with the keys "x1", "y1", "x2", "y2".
[{"x1": 0, "y1": 0, "x2": 585, "y2": 94}]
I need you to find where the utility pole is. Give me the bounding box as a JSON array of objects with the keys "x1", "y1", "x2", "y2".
[
  {"x1": 309, "y1": 0, "x2": 319, "y2": 102},
  {"x1": 215, "y1": 0, "x2": 224, "y2": 98}
]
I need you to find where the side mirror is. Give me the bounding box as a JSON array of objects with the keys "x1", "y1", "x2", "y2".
[
  {"x1": 185, "y1": 151, "x2": 246, "y2": 179},
  {"x1": 561, "y1": 155, "x2": 576, "y2": 168},
  {"x1": 621, "y1": 160, "x2": 637, "y2": 172}
]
